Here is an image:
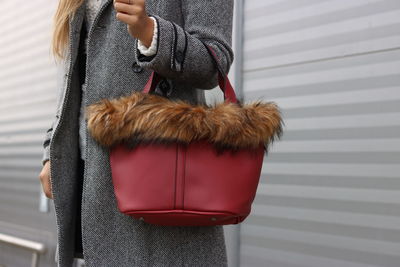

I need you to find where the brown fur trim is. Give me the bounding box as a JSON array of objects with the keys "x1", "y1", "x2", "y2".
[{"x1": 86, "y1": 92, "x2": 284, "y2": 152}]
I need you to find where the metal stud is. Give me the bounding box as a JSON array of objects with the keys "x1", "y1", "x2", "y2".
[{"x1": 132, "y1": 62, "x2": 143, "y2": 73}]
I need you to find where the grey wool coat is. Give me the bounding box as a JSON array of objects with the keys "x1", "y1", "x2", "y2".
[{"x1": 41, "y1": 0, "x2": 234, "y2": 266}]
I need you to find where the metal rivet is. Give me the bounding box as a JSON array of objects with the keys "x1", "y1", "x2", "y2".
[
  {"x1": 132, "y1": 62, "x2": 143, "y2": 73},
  {"x1": 211, "y1": 217, "x2": 217, "y2": 221}
]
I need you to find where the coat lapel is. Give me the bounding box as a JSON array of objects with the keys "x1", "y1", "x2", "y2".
[{"x1": 68, "y1": 0, "x2": 113, "y2": 72}]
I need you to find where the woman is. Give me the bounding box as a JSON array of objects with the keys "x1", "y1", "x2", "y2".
[{"x1": 38, "y1": 0, "x2": 234, "y2": 266}]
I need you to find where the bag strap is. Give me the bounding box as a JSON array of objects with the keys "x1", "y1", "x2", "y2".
[
  {"x1": 143, "y1": 70, "x2": 163, "y2": 95},
  {"x1": 143, "y1": 44, "x2": 238, "y2": 103}
]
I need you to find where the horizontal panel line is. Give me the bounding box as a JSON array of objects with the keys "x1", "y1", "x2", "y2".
[
  {"x1": 266, "y1": 87, "x2": 400, "y2": 110},
  {"x1": 281, "y1": 126, "x2": 400, "y2": 140},
  {"x1": 245, "y1": 215, "x2": 400, "y2": 243},
  {"x1": 251, "y1": 204, "x2": 400, "y2": 230},
  {"x1": 241, "y1": 256, "x2": 308, "y2": 267},
  {"x1": 279, "y1": 100, "x2": 400, "y2": 119},
  {"x1": 245, "y1": 74, "x2": 400, "y2": 98},
  {"x1": 245, "y1": 0, "x2": 331, "y2": 18},
  {"x1": 260, "y1": 173, "x2": 400, "y2": 191},
  {"x1": 246, "y1": 21, "x2": 400, "y2": 60},
  {"x1": 253, "y1": 195, "x2": 400, "y2": 217},
  {"x1": 257, "y1": 183, "x2": 400, "y2": 202},
  {"x1": 243, "y1": 224, "x2": 400, "y2": 256},
  {"x1": 282, "y1": 112, "x2": 400, "y2": 130},
  {"x1": 241, "y1": 234, "x2": 400, "y2": 267},
  {"x1": 244, "y1": 47, "x2": 400, "y2": 72},
  {"x1": 241, "y1": 245, "x2": 377, "y2": 267},
  {"x1": 265, "y1": 151, "x2": 400, "y2": 164},
  {"x1": 271, "y1": 139, "x2": 400, "y2": 152}
]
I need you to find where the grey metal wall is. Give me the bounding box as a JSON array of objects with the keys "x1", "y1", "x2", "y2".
[
  {"x1": 0, "y1": 0, "x2": 60, "y2": 266},
  {"x1": 240, "y1": 0, "x2": 400, "y2": 266}
]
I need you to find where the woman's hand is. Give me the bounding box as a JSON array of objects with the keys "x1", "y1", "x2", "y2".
[
  {"x1": 39, "y1": 160, "x2": 53, "y2": 199},
  {"x1": 113, "y1": 0, "x2": 155, "y2": 48}
]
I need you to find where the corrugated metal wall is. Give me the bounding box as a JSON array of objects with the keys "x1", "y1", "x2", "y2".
[
  {"x1": 240, "y1": 0, "x2": 400, "y2": 266},
  {"x1": 0, "y1": 0, "x2": 59, "y2": 266}
]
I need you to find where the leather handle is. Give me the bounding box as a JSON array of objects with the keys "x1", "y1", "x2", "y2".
[
  {"x1": 143, "y1": 44, "x2": 238, "y2": 103},
  {"x1": 203, "y1": 44, "x2": 238, "y2": 103},
  {"x1": 143, "y1": 70, "x2": 163, "y2": 95}
]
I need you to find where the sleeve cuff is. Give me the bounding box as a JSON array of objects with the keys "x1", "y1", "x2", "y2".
[
  {"x1": 134, "y1": 14, "x2": 183, "y2": 71},
  {"x1": 134, "y1": 12, "x2": 234, "y2": 89},
  {"x1": 42, "y1": 144, "x2": 50, "y2": 166}
]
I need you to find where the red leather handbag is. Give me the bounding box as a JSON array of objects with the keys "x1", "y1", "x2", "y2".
[{"x1": 86, "y1": 45, "x2": 284, "y2": 226}]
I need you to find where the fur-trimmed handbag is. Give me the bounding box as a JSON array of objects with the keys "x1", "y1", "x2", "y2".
[{"x1": 85, "y1": 44, "x2": 284, "y2": 226}]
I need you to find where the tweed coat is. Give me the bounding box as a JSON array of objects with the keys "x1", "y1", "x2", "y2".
[{"x1": 41, "y1": 0, "x2": 235, "y2": 266}]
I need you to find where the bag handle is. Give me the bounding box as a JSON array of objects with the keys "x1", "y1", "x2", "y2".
[{"x1": 143, "y1": 44, "x2": 238, "y2": 103}]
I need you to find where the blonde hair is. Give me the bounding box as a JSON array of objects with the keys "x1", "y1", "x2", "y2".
[{"x1": 51, "y1": 0, "x2": 84, "y2": 63}]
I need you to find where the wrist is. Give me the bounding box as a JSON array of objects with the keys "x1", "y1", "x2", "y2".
[{"x1": 137, "y1": 16, "x2": 155, "y2": 48}]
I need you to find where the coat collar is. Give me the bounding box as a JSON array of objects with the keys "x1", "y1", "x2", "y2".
[{"x1": 67, "y1": 0, "x2": 113, "y2": 66}]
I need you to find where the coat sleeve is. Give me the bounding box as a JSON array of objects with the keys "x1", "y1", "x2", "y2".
[
  {"x1": 134, "y1": 0, "x2": 234, "y2": 89},
  {"x1": 41, "y1": 60, "x2": 68, "y2": 166},
  {"x1": 41, "y1": 108, "x2": 60, "y2": 166}
]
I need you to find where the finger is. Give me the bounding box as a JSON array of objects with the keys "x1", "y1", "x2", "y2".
[
  {"x1": 46, "y1": 189, "x2": 53, "y2": 199},
  {"x1": 116, "y1": 12, "x2": 139, "y2": 25},
  {"x1": 46, "y1": 185, "x2": 53, "y2": 199},
  {"x1": 114, "y1": 0, "x2": 130, "y2": 4},
  {"x1": 39, "y1": 163, "x2": 53, "y2": 199},
  {"x1": 40, "y1": 179, "x2": 52, "y2": 199},
  {"x1": 46, "y1": 191, "x2": 53, "y2": 199},
  {"x1": 115, "y1": 0, "x2": 144, "y2": 5},
  {"x1": 114, "y1": 2, "x2": 141, "y2": 15},
  {"x1": 38, "y1": 172, "x2": 46, "y2": 183},
  {"x1": 44, "y1": 177, "x2": 53, "y2": 199}
]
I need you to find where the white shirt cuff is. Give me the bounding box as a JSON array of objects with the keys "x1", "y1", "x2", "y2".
[{"x1": 137, "y1": 16, "x2": 158, "y2": 56}]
